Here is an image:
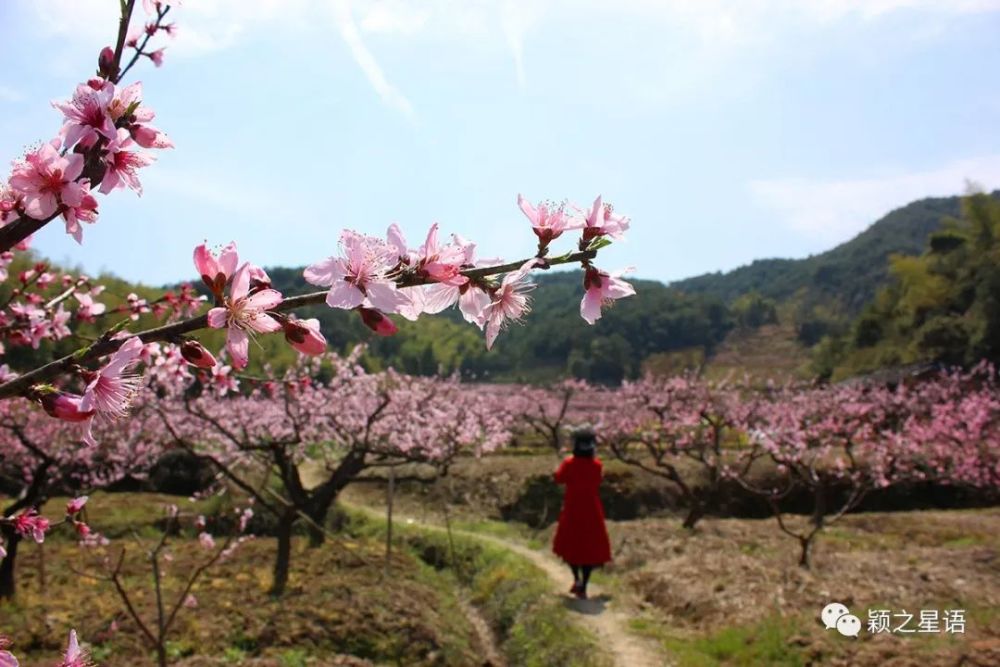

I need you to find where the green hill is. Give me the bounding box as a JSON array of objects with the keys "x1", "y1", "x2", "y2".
[{"x1": 671, "y1": 194, "x2": 968, "y2": 315}]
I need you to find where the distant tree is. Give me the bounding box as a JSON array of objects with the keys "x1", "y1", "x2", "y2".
[
  {"x1": 828, "y1": 191, "x2": 1000, "y2": 379},
  {"x1": 731, "y1": 292, "x2": 778, "y2": 329}
]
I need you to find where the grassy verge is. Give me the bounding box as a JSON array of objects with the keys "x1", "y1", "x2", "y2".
[
  {"x1": 629, "y1": 613, "x2": 812, "y2": 667},
  {"x1": 452, "y1": 517, "x2": 547, "y2": 551},
  {"x1": 342, "y1": 504, "x2": 611, "y2": 667},
  {"x1": 629, "y1": 603, "x2": 1000, "y2": 667}
]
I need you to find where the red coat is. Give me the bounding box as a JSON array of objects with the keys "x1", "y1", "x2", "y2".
[{"x1": 552, "y1": 455, "x2": 612, "y2": 566}]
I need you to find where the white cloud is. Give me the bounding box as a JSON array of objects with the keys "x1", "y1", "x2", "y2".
[
  {"x1": 22, "y1": 0, "x2": 1000, "y2": 112},
  {"x1": 329, "y1": 0, "x2": 414, "y2": 118},
  {"x1": 748, "y1": 155, "x2": 1000, "y2": 242}
]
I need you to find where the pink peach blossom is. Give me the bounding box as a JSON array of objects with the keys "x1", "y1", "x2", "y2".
[
  {"x1": 80, "y1": 335, "x2": 145, "y2": 420},
  {"x1": 74, "y1": 291, "x2": 106, "y2": 322},
  {"x1": 108, "y1": 81, "x2": 174, "y2": 149},
  {"x1": 580, "y1": 195, "x2": 629, "y2": 242},
  {"x1": 482, "y1": 260, "x2": 537, "y2": 349},
  {"x1": 207, "y1": 263, "x2": 283, "y2": 369},
  {"x1": 193, "y1": 241, "x2": 239, "y2": 293},
  {"x1": 60, "y1": 180, "x2": 99, "y2": 243},
  {"x1": 12, "y1": 509, "x2": 50, "y2": 543},
  {"x1": 305, "y1": 231, "x2": 409, "y2": 314},
  {"x1": 9, "y1": 141, "x2": 87, "y2": 219},
  {"x1": 99, "y1": 129, "x2": 155, "y2": 195},
  {"x1": 580, "y1": 266, "x2": 635, "y2": 324},
  {"x1": 147, "y1": 48, "x2": 166, "y2": 67},
  {"x1": 59, "y1": 630, "x2": 90, "y2": 667},
  {"x1": 410, "y1": 234, "x2": 490, "y2": 324},
  {"x1": 0, "y1": 637, "x2": 16, "y2": 667},
  {"x1": 52, "y1": 82, "x2": 116, "y2": 149},
  {"x1": 518, "y1": 194, "x2": 576, "y2": 244}
]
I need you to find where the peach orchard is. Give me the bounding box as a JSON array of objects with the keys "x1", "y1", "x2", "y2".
[{"x1": 0, "y1": 1, "x2": 998, "y2": 666}]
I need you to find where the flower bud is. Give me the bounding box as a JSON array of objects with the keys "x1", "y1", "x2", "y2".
[
  {"x1": 358, "y1": 307, "x2": 398, "y2": 337},
  {"x1": 180, "y1": 340, "x2": 218, "y2": 369},
  {"x1": 66, "y1": 496, "x2": 89, "y2": 515},
  {"x1": 40, "y1": 391, "x2": 95, "y2": 423},
  {"x1": 98, "y1": 46, "x2": 117, "y2": 79},
  {"x1": 283, "y1": 318, "x2": 327, "y2": 355},
  {"x1": 74, "y1": 521, "x2": 91, "y2": 538}
]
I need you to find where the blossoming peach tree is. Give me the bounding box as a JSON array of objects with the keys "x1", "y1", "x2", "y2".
[
  {"x1": 0, "y1": 0, "x2": 635, "y2": 660},
  {"x1": 593, "y1": 367, "x2": 999, "y2": 566},
  {"x1": 150, "y1": 349, "x2": 511, "y2": 596}
]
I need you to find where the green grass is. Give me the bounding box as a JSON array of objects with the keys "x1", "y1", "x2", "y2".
[
  {"x1": 454, "y1": 517, "x2": 547, "y2": 550},
  {"x1": 35, "y1": 491, "x2": 223, "y2": 540},
  {"x1": 630, "y1": 613, "x2": 810, "y2": 667},
  {"x1": 341, "y1": 503, "x2": 612, "y2": 667}
]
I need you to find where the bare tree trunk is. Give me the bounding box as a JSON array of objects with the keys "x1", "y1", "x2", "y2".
[
  {"x1": 798, "y1": 536, "x2": 812, "y2": 569},
  {"x1": 270, "y1": 511, "x2": 296, "y2": 597},
  {"x1": 306, "y1": 506, "x2": 328, "y2": 548},
  {"x1": 682, "y1": 500, "x2": 705, "y2": 530},
  {"x1": 0, "y1": 526, "x2": 19, "y2": 599}
]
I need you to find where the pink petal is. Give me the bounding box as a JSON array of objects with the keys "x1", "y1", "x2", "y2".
[
  {"x1": 193, "y1": 244, "x2": 219, "y2": 278},
  {"x1": 325, "y1": 282, "x2": 365, "y2": 309},
  {"x1": 366, "y1": 281, "x2": 410, "y2": 314},
  {"x1": 459, "y1": 287, "x2": 490, "y2": 327},
  {"x1": 517, "y1": 193, "x2": 538, "y2": 224},
  {"x1": 587, "y1": 195, "x2": 602, "y2": 227},
  {"x1": 102, "y1": 336, "x2": 143, "y2": 376},
  {"x1": 227, "y1": 327, "x2": 249, "y2": 369},
  {"x1": 65, "y1": 630, "x2": 80, "y2": 660},
  {"x1": 25, "y1": 193, "x2": 58, "y2": 219},
  {"x1": 304, "y1": 257, "x2": 343, "y2": 287},
  {"x1": 386, "y1": 223, "x2": 408, "y2": 257},
  {"x1": 605, "y1": 276, "x2": 636, "y2": 300},
  {"x1": 61, "y1": 182, "x2": 85, "y2": 208},
  {"x1": 249, "y1": 313, "x2": 281, "y2": 334},
  {"x1": 421, "y1": 284, "x2": 460, "y2": 314},
  {"x1": 63, "y1": 153, "x2": 85, "y2": 181},
  {"x1": 207, "y1": 307, "x2": 228, "y2": 328},
  {"x1": 230, "y1": 263, "x2": 251, "y2": 301},
  {"x1": 218, "y1": 242, "x2": 239, "y2": 279},
  {"x1": 484, "y1": 314, "x2": 501, "y2": 350},
  {"x1": 246, "y1": 288, "x2": 283, "y2": 311},
  {"x1": 580, "y1": 289, "x2": 603, "y2": 325}
]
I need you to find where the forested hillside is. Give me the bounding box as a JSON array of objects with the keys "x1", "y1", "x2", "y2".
[
  {"x1": 816, "y1": 192, "x2": 1000, "y2": 380},
  {"x1": 671, "y1": 195, "x2": 968, "y2": 314}
]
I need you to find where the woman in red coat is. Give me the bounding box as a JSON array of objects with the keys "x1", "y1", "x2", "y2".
[{"x1": 552, "y1": 426, "x2": 612, "y2": 599}]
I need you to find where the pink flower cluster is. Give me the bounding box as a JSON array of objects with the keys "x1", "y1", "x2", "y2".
[
  {"x1": 3, "y1": 78, "x2": 171, "y2": 245},
  {"x1": 196, "y1": 242, "x2": 326, "y2": 370},
  {"x1": 302, "y1": 194, "x2": 635, "y2": 350},
  {"x1": 34, "y1": 336, "x2": 145, "y2": 445}
]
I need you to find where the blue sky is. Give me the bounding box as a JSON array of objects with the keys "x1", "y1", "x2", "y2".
[{"x1": 1, "y1": 0, "x2": 999, "y2": 287}]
